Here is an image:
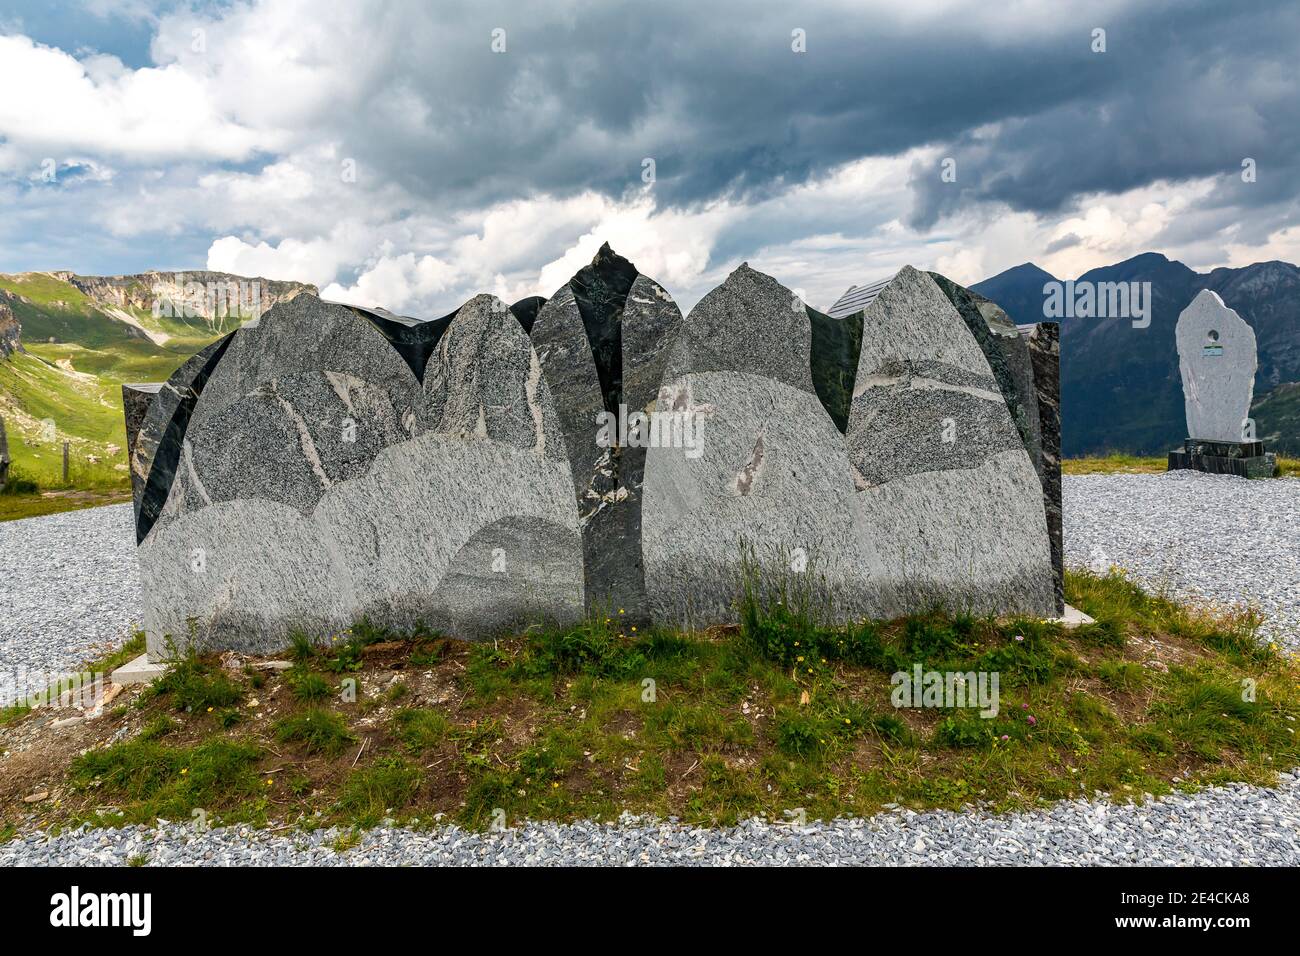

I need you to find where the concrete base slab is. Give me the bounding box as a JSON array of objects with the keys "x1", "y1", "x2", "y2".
[
  {"x1": 1052, "y1": 604, "x2": 1095, "y2": 629},
  {"x1": 111, "y1": 652, "x2": 171, "y2": 686}
]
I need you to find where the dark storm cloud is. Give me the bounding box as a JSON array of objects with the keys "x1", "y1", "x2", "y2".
[
  {"x1": 902, "y1": 0, "x2": 1300, "y2": 228},
  {"x1": 312, "y1": 0, "x2": 1299, "y2": 231}
]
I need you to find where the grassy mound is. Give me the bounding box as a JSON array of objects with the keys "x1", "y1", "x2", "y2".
[{"x1": 1, "y1": 572, "x2": 1295, "y2": 837}]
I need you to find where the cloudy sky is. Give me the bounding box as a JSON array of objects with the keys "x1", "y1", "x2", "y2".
[{"x1": 1, "y1": 0, "x2": 1297, "y2": 314}]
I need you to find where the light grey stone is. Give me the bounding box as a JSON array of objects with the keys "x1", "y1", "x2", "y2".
[
  {"x1": 110, "y1": 652, "x2": 170, "y2": 685},
  {"x1": 315, "y1": 296, "x2": 584, "y2": 639},
  {"x1": 192, "y1": 294, "x2": 425, "y2": 427},
  {"x1": 1176, "y1": 289, "x2": 1258, "y2": 442},
  {"x1": 139, "y1": 498, "x2": 357, "y2": 658},
  {"x1": 846, "y1": 266, "x2": 1055, "y2": 616},
  {"x1": 313, "y1": 436, "x2": 582, "y2": 640},
  {"x1": 661, "y1": 263, "x2": 816, "y2": 394},
  {"x1": 424, "y1": 294, "x2": 566, "y2": 461},
  {"x1": 642, "y1": 369, "x2": 888, "y2": 626},
  {"x1": 622, "y1": 274, "x2": 683, "y2": 416},
  {"x1": 643, "y1": 264, "x2": 887, "y2": 626}
]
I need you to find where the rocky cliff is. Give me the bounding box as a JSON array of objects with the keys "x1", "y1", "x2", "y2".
[
  {"x1": 0, "y1": 299, "x2": 22, "y2": 358},
  {"x1": 53, "y1": 270, "x2": 316, "y2": 326}
]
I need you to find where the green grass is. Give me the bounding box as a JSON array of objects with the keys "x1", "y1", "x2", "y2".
[
  {"x1": 274, "y1": 708, "x2": 355, "y2": 757},
  {"x1": 1065, "y1": 453, "x2": 1299, "y2": 477},
  {"x1": 11, "y1": 569, "x2": 1296, "y2": 835},
  {"x1": 70, "y1": 738, "x2": 265, "y2": 825},
  {"x1": 0, "y1": 271, "x2": 225, "y2": 498},
  {"x1": 144, "y1": 651, "x2": 243, "y2": 714}
]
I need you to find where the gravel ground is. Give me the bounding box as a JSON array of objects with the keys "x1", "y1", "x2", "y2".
[
  {"x1": 0, "y1": 504, "x2": 141, "y2": 706},
  {"x1": 1, "y1": 474, "x2": 1297, "y2": 865},
  {"x1": 4, "y1": 772, "x2": 1298, "y2": 866},
  {"x1": 1064, "y1": 471, "x2": 1300, "y2": 652}
]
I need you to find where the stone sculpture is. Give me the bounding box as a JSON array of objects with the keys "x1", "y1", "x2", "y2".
[
  {"x1": 1168, "y1": 290, "x2": 1276, "y2": 478},
  {"x1": 126, "y1": 245, "x2": 1062, "y2": 657}
]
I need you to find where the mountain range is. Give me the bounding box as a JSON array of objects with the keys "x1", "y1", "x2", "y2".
[
  {"x1": 0, "y1": 271, "x2": 313, "y2": 486},
  {"x1": 971, "y1": 253, "x2": 1300, "y2": 457},
  {"x1": 0, "y1": 254, "x2": 1296, "y2": 489}
]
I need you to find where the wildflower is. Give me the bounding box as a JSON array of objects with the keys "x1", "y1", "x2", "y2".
[
  {"x1": 1014, "y1": 634, "x2": 1024, "y2": 643},
  {"x1": 1027, "y1": 715, "x2": 1037, "y2": 726},
  {"x1": 180, "y1": 768, "x2": 188, "y2": 775},
  {"x1": 1000, "y1": 735, "x2": 1009, "y2": 741}
]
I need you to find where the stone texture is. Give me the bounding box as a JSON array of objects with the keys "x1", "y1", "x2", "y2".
[
  {"x1": 1025, "y1": 322, "x2": 1064, "y2": 614},
  {"x1": 130, "y1": 252, "x2": 1070, "y2": 654},
  {"x1": 318, "y1": 295, "x2": 582, "y2": 638},
  {"x1": 664, "y1": 263, "x2": 817, "y2": 394},
  {"x1": 930, "y1": 272, "x2": 1042, "y2": 468},
  {"x1": 110, "y1": 653, "x2": 171, "y2": 686},
  {"x1": 846, "y1": 266, "x2": 1055, "y2": 616},
  {"x1": 807, "y1": 304, "x2": 864, "y2": 433},
  {"x1": 529, "y1": 246, "x2": 678, "y2": 620},
  {"x1": 1176, "y1": 289, "x2": 1258, "y2": 442},
  {"x1": 643, "y1": 264, "x2": 886, "y2": 626},
  {"x1": 0, "y1": 299, "x2": 21, "y2": 358},
  {"x1": 122, "y1": 383, "x2": 160, "y2": 509},
  {"x1": 140, "y1": 498, "x2": 356, "y2": 657},
  {"x1": 1168, "y1": 439, "x2": 1277, "y2": 478},
  {"x1": 130, "y1": 335, "x2": 234, "y2": 543},
  {"x1": 154, "y1": 296, "x2": 425, "y2": 533}
]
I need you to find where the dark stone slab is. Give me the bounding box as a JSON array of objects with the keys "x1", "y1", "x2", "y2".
[
  {"x1": 1168, "y1": 439, "x2": 1277, "y2": 478},
  {"x1": 1026, "y1": 322, "x2": 1064, "y2": 615},
  {"x1": 583, "y1": 273, "x2": 683, "y2": 620},
  {"x1": 808, "y1": 304, "x2": 864, "y2": 433},
  {"x1": 1183, "y1": 438, "x2": 1266, "y2": 458},
  {"x1": 132, "y1": 334, "x2": 234, "y2": 544},
  {"x1": 530, "y1": 248, "x2": 681, "y2": 621},
  {"x1": 122, "y1": 382, "x2": 161, "y2": 511},
  {"x1": 570, "y1": 242, "x2": 637, "y2": 416},
  {"x1": 336, "y1": 303, "x2": 456, "y2": 382},
  {"x1": 509, "y1": 296, "x2": 547, "y2": 335}
]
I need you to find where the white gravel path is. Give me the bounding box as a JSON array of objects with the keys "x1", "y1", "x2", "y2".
[
  {"x1": 1063, "y1": 471, "x2": 1300, "y2": 652},
  {"x1": 0, "y1": 504, "x2": 141, "y2": 706},
  {"x1": 3, "y1": 773, "x2": 1298, "y2": 866}
]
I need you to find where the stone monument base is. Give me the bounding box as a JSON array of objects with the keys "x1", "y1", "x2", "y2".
[{"x1": 1167, "y1": 438, "x2": 1277, "y2": 479}]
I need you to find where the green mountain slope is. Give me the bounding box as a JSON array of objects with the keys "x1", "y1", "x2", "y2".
[{"x1": 0, "y1": 270, "x2": 314, "y2": 489}]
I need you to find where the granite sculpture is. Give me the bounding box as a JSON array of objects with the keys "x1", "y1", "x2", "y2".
[
  {"x1": 1167, "y1": 290, "x2": 1276, "y2": 478},
  {"x1": 127, "y1": 244, "x2": 1062, "y2": 657}
]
